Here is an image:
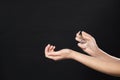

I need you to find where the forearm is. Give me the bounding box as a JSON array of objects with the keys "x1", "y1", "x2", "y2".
[
  {"x1": 70, "y1": 50, "x2": 120, "y2": 77},
  {"x1": 96, "y1": 48, "x2": 120, "y2": 61}
]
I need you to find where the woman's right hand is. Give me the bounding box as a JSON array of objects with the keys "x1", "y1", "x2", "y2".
[{"x1": 75, "y1": 31, "x2": 100, "y2": 56}]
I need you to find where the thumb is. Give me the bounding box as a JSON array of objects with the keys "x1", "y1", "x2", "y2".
[{"x1": 77, "y1": 43, "x2": 86, "y2": 50}]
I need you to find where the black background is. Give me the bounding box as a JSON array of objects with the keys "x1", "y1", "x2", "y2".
[{"x1": 1, "y1": 0, "x2": 120, "y2": 80}]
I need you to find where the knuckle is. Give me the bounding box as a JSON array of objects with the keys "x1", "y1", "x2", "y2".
[{"x1": 75, "y1": 37, "x2": 79, "y2": 40}]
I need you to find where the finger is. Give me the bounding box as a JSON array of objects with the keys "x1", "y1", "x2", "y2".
[
  {"x1": 75, "y1": 37, "x2": 82, "y2": 42},
  {"x1": 45, "y1": 44, "x2": 51, "y2": 57},
  {"x1": 77, "y1": 43, "x2": 86, "y2": 50},
  {"x1": 49, "y1": 45, "x2": 54, "y2": 51},
  {"x1": 47, "y1": 50, "x2": 61, "y2": 56},
  {"x1": 45, "y1": 44, "x2": 50, "y2": 54},
  {"x1": 53, "y1": 46, "x2": 56, "y2": 50},
  {"x1": 82, "y1": 31, "x2": 93, "y2": 39},
  {"x1": 51, "y1": 46, "x2": 56, "y2": 51},
  {"x1": 76, "y1": 31, "x2": 80, "y2": 36},
  {"x1": 76, "y1": 31, "x2": 81, "y2": 38},
  {"x1": 75, "y1": 37, "x2": 86, "y2": 44},
  {"x1": 50, "y1": 45, "x2": 55, "y2": 51}
]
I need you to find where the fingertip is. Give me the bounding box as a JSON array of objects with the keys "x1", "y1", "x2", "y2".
[
  {"x1": 77, "y1": 43, "x2": 81, "y2": 46},
  {"x1": 81, "y1": 31, "x2": 86, "y2": 35},
  {"x1": 48, "y1": 44, "x2": 50, "y2": 46},
  {"x1": 51, "y1": 46, "x2": 55, "y2": 51},
  {"x1": 75, "y1": 37, "x2": 77, "y2": 40},
  {"x1": 45, "y1": 44, "x2": 50, "y2": 53},
  {"x1": 76, "y1": 31, "x2": 81, "y2": 37},
  {"x1": 78, "y1": 31, "x2": 80, "y2": 34},
  {"x1": 82, "y1": 31, "x2": 90, "y2": 36},
  {"x1": 47, "y1": 44, "x2": 51, "y2": 49},
  {"x1": 75, "y1": 37, "x2": 82, "y2": 42},
  {"x1": 76, "y1": 31, "x2": 79, "y2": 35},
  {"x1": 49, "y1": 45, "x2": 53, "y2": 49},
  {"x1": 80, "y1": 31, "x2": 82, "y2": 35},
  {"x1": 77, "y1": 42, "x2": 86, "y2": 50},
  {"x1": 81, "y1": 31, "x2": 92, "y2": 39},
  {"x1": 53, "y1": 46, "x2": 56, "y2": 49}
]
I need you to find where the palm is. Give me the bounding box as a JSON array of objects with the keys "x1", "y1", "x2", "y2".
[{"x1": 45, "y1": 44, "x2": 71, "y2": 60}]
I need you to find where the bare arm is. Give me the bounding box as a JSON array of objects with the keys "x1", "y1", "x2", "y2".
[
  {"x1": 75, "y1": 31, "x2": 120, "y2": 77},
  {"x1": 71, "y1": 49, "x2": 120, "y2": 77},
  {"x1": 44, "y1": 31, "x2": 120, "y2": 77}
]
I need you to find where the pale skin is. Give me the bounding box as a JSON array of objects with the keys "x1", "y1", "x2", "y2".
[{"x1": 44, "y1": 31, "x2": 120, "y2": 77}]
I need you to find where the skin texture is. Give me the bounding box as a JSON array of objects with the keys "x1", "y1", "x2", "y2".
[{"x1": 44, "y1": 31, "x2": 120, "y2": 77}]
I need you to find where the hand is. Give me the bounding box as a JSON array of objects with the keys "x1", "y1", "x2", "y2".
[
  {"x1": 45, "y1": 44, "x2": 72, "y2": 61},
  {"x1": 75, "y1": 31, "x2": 100, "y2": 56}
]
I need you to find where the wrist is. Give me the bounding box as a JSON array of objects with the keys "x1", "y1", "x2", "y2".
[
  {"x1": 67, "y1": 49, "x2": 74, "y2": 59},
  {"x1": 68, "y1": 50, "x2": 79, "y2": 60},
  {"x1": 89, "y1": 46, "x2": 103, "y2": 56},
  {"x1": 62, "y1": 49, "x2": 74, "y2": 59},
  {"x1": 92, "y1": 47, "x2": 108, "y2": 58}
]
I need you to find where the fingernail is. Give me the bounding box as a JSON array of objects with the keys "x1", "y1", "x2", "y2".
[
  {"x1": 78, "y1": 43, "x2": 80, "y2": 45},
  {"x1": 53, "y1": 46, "x2": 55, "y2": 49},
  {"x1": 80, "y1": 31, "x2": 82, "y2": 35},
  {"x1": 77, "y1": 31, "x2": 80, "y2": 34},
  {"x1": 82, "y1": 31, "x2": 85, "y2": 33},
  {"x1": 48, "y1": 44, "x2": 50, "y2": 46}
]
